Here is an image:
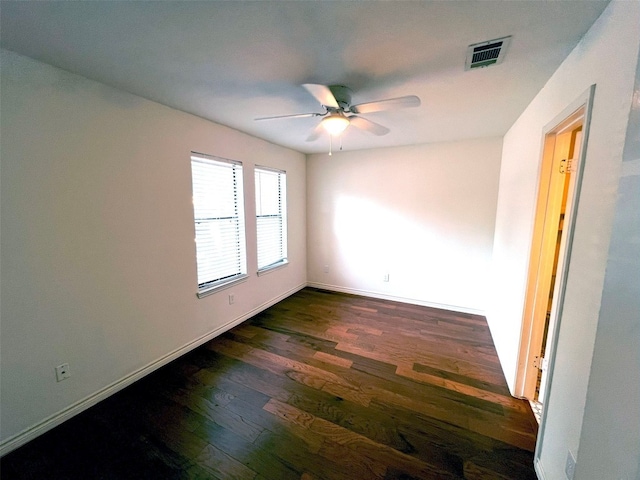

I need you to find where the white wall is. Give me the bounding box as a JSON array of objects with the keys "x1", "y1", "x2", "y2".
[
  {"x1": 574, "y1": 51, "x2": 640, "y2": 480},
  {"x1": 0, "y1": 50, "x2": 307, "y2": 453},
  {"x1": 488, "y1": 1, "x2": 640, "y2": 478},
  {"x1": 307, "y1": 138, "x2": 502, "y2": 314}
]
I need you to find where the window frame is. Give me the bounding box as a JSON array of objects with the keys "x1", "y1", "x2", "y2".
[
  {"x1": 254, "y1": 165, "x2": 288, "y2": 275},
  {"x1": 190, "y1": 152, "x2": 248, "y2": 298}
]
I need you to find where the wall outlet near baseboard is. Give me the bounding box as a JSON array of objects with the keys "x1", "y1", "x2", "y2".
[
  {"x1": 383, "y1": 273, "x2": 390, "y2": 282},
  {"x1": 55, "y1": 363, "x2": 71, "y2": 382},
  {"x1": 228, "y1": 293, "x2": 235, "y2": 305}
]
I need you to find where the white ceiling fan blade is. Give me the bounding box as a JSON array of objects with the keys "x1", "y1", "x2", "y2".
[
  {"x1": 306, "y1": 122, "x2": 326, "y2": 142},
  {"x1": 255, "y1": 112, "x2": 321, "y2": 121},
  {"x1": 302, "y1": 83, "x2": 339, "y2": 109},
  {"x1": 350, "y1": 95, "x2": 421, "y2": 114},
  {"x1": 349, "y1": 116, "x2": 390, "y2": 136}
]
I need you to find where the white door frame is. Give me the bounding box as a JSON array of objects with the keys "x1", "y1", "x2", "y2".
[
  {"x1": 530, "y1": 84, "x2": 596, "y2": 474},
  {"x1": 515, "y1": 86, "x2": 596, "y2": 401}
]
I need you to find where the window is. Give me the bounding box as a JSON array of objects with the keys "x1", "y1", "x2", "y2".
[
  {"x1": 255, "y1": 166, "x2": 287, "y2": 272},
  {"x1": 191, "y1": 153, "x2": 247, "y2": 296}
]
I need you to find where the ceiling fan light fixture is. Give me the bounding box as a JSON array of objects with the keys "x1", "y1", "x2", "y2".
[{"x1": 321, "y1": 113, "x2": 350, "y2": 136}]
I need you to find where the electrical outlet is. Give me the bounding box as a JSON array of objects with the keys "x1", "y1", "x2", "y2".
[
  {"x1": 323, "y1": 264, "x2": 329, "y2": 273},
  {"x1": 228, "y1": 293, "x2": 235, "y2": 305},
  {"x1": 565, "y1": 450, "x2": 576, "y2": 479},
  {"x1": 383, "y1": 273, "x2": 390, "y2": 282},
  {"x1": 55, "y1": 363, "x2": 71, "y2": 382}
]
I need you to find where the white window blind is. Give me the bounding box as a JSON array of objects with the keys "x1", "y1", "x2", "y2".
[
  {"x1": 191, "y1": 154, "x2": 247, "y2": 294},
  {"x1": 255, "y1": 166, "x2": 287, "y2": 272}
]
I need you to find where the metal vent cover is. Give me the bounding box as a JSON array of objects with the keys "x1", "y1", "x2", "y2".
[{"x1": 465, "y1": 36, "x2": 512, "y2": 70}]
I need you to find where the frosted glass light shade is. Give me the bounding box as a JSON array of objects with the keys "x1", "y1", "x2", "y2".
[{"x1": 322, "y1": 114, "x2": 350, "y2": 136}]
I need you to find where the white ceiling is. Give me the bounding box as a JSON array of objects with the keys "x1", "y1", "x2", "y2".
[{"x1": 1, "y1": 1, "x2": 609, "y2": 154}]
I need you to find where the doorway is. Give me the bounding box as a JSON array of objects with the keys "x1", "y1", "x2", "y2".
[{"x1": 515, "y1": 86, "x2": 595, "y2": 420}]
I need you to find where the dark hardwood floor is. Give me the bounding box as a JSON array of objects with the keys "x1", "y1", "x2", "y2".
[{"x1": 1, "y1": 288, "x2": 538, "y2": 479}]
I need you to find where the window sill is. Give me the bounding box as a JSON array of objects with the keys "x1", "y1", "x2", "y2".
[
  {"x1": 257, "y1": 259, "x2": 289, "y2": 276},
  {"x1": 196, "y1": 274, "x2": 248, "y2": 299}
]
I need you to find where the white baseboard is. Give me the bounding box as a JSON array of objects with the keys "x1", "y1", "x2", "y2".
[
  {"x1": 534, "y1": 458, "x2": 546, "y2": 480},
  {"x1": 0, "y1": 283, "x2": 306, "y2": 457},
  {"x1": 306, "y1": 282, "x2": 485, "y2": 316}
]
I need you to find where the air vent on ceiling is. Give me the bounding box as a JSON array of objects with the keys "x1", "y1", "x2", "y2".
[{"x1": 465, "y1": 36, "x2": 512, "y2": 70}]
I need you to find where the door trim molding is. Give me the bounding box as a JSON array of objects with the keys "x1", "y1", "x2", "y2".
[{"x1": 532, "y1": 84, "x2": 596, "y2": 465}]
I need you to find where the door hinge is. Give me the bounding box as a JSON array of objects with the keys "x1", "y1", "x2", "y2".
[
  {"x1": 559, "y1": 158, "x2": 576, "y2": 174},
  {"x1": 533, "y1": 356, "x2": 549, "y2": 371}
]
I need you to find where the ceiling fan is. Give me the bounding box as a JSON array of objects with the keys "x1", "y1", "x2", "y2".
[{"x1": 255, "y1": 84, "x2": 421, "y2": 142}]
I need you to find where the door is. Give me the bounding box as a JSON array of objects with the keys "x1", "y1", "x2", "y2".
[
  {"x1": 516, "y1": 96, "x2": 591, "y2": 403},
  {"x1": 538, "y1": 127, "x2": 582, "y2": 399}
]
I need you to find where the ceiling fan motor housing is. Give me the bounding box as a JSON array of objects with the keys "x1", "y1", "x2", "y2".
[{"x1": 328, "y1": 85, "x2": 352, "y2": 110}]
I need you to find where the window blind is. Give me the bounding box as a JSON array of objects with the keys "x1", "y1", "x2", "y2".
[
  {"x1": 255, "y1": 166, "x2": 287, "y2": 271},
  {"x1": 191, "y1": 154, "x2": 247, "y2": 293}
]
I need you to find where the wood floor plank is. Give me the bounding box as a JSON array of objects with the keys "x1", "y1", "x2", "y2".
[
  {"x1": 167, "y1": 387, "x2": 264, "y2": 443},
  {"x1": 272, "y1": 398, "x2": 462, "y2": 479},
  {"x1": 190, "y1": 411, "x2": 301, "y2": 480},
  {"x1": 196, "y1": 443, "x2": 257, "y2": 480},
  {"x1": 395, "y1": 364, "x2": 529, "y2": 414},
  {"x1": 312, "y1": 350, "x2": 354, "y2": 368},
  {"x1": 1, "y1": 288, "x2": 537, "y2": 479}
]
